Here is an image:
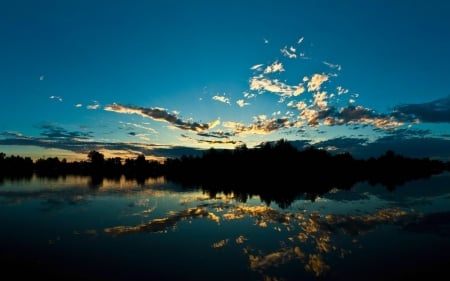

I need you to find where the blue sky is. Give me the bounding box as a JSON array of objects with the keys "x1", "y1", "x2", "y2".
[{"x1": 1, "y1": 0, "x2": 450, "y2": 161}]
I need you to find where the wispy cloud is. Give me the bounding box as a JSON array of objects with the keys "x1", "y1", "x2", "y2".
[
  {"x1": 39, "y1": 75, "x2": 45, "y2": 81},
  {"x1": 75, "y1": 103, "x2": 83, "y2": 108},
  {"x1": 236, "y1": 99, "x2": 250, "y2": 108},
  {"x1": 280, "y1": 46, "x2": 297, "y2": 59},
  {"x1": 212, "y1": 95, "x2": 231, "y2": 105},
  {"x1": 243, "y1": 92, "x2": 256, "y2": 99},
  {"x1": 119, "y1": 122, "x2": 158, "y2": 134},
  {"x1": 49, "y1": 95, "x2": 63, "y2": 102},
  {"x1": 322, "y1": 61, "x2": 342, "y2": 71},
  {"x1": 250, "y1": 64, "x2": 264, "y2": 71},
  {"x1": 336, "y1": 86, "x2": 349, "y2": 95},
  {"x1": 87, "y1": 101, "x2": 100, "y2": 110},
  {"x1": 104, "y1": 104, "x2": 218, "y2": 132}
]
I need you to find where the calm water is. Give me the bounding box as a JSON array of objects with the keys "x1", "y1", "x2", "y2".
[{"x1": 1, "y1": 173, "x2": 450, "y2": 281}]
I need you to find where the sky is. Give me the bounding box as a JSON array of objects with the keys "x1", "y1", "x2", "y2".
[{"x1": 1, "y1": 0, "x2": 450, "y2": 162}]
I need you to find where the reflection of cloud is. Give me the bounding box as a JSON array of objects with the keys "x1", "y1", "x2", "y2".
[
  {"x1": 235, "y1": 235, "x2": 247, "y2": 244},
  {"x1": 104, "y1": 207, "x2": 220, "y2": 235},
  {"x1": 226, "y1": 204, "x2": 420, "y2": 278},
  {"x1": 212, "y1": 238, "x2": 229, "y2": 248},
  {"x1": 249, "y1": 247, "x2": 305, "y2": 273},
  {"x1": 105, "y1": 103, "x2": 218, "y2": 132},
  {"x1": 304, "y1": 254, "x2": 330, "y2": 277}
]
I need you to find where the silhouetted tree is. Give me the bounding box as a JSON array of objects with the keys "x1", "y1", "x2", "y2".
[{"x1": 87, "y1": 150, "x2": 105, "y2": 174}]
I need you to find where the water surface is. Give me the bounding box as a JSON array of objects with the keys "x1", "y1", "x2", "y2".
[{"x1": 1, "y1": 173, "x2": 450, "y2": 280}]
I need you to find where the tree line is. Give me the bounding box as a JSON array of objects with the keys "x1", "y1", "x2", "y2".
[
  {"x1": 0, "y1": 150, "x2": 163, "y2": 180},
  {"x1": 1, "y1": 139, "x2": 449, "y2": 206}
]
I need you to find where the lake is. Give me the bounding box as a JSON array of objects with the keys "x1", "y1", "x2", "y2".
[{"x1": 1, "y1": 173, "x2": 450, "y2": 281}]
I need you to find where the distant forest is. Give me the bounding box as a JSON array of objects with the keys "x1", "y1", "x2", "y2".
[{"x1": 1, "y1": 139, "x2": 449, "y2": 206}]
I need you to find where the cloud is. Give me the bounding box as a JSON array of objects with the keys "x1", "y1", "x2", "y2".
[
  {"x1": 37, "y1": 123, "x2": 92, "y2": 139},
  {"x1": 308, "y1": 133, "x2": 450, "y2": 160},
  {"x1": 249, "y1": 75, "x2": 305, "y2": 101},
  {"x1": 336, "y1": 86, "x2": 349, "y2": 95},
  {"x1": 322, "y1": 61, "x2": 342, "y2": 71},
  {"x1": 0, "y1": 130, "x2": 206, "y2": 159},
  {"x1": 393, "y1": 95, "x2": 450, "y2": 123},
  {"x1": 212, "y1": 95, "x2": 231, "y2": 105},
  {"x1": 87, "y1": 101, "x2": 100, "y2": 110},
  {"x1": 250, "y1": 64, "x2": 264, "y2": 71},
  {"x1": 225, "y1": 116, "x2": 292, "y2": 135},
  {"x1": 236, "y1": 99, "x2": 250, "y2": 107},
  {"x1": 104, "y1": 103, "x2": 218, "y2": 132},
  {"x1": 280, "y1": 46, "x2": 297, "y2": 59},
  {"x1": 297, "y1": 37, "x2": 304, "y2": 44},
  {"x1": 307, "y1": 74, "x2": 329, "y2": 92},
  {"x1": 39, "y1": 75, "x2": 45, "y2": 81},
  {"x1": 49, "y1": 96, "x2": 63, "y2": 102},
  {"x1": 195, "y1": 131, "x2": 235, "y2": 139},
  {"x1": 243, "y1": 92, "x2": 256, "y2": 99},
  {"x1": 264, "y1": 61, "x2": 284, "y2": 74},
  {"x1": 75, "y1": 103, "x2": 83, "y2": 108},
  {"x1": 297, "y1": 104, "x2": 404, "y2": 130},
  {"x1": 120, "y1": 122, "x2": 158, "y2": 134}
]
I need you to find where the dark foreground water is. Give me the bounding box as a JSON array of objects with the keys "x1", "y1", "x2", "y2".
[{"x1": 1, "y1": 173, "x2": 450, "y2": 281}]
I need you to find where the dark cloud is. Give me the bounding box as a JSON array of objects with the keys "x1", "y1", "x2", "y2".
[
  {"x1": 393, "y1": 95, "x2": 450, "y2": 123},
  {"x1": 315, "y1": 135, "x2": 450, "y2": 160},
  {"x1": 0, "y1": 132, "x2": 205, "y2": 159},
  {"x1": 181, "y1": 133, "x2": 243, "y2": 146},
  {"x1": 197, "y1": 131, "x2": 235, "y2": 138},
  {"x1": 37, "y1": 123, "x2": 93, "y2": 139},
  {"x1": 105, "y1": 104, "x2": 214, "y2": 132},
  {"x1": 384, "y1": 128, "x2": 431, "y2": 137}
]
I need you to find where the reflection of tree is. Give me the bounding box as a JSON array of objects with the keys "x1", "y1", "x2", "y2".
[
  {"x1": 1, "y1": 140, "x2": 449, "y2": 208},
  {"x1": 164, "y1": 139, "x2": 448, "y2": 208}
]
